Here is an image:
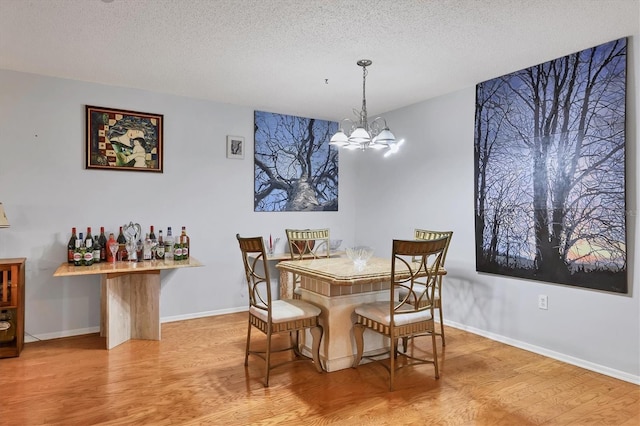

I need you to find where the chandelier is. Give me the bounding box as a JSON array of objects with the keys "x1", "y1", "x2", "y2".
[{"x1": 330, "y1": 59, "x2": 403, "y2": 156}]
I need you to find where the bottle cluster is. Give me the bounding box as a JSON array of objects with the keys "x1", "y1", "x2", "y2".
[{"x1": 67, "y1": 225, "x2": 190, "y2": 266}]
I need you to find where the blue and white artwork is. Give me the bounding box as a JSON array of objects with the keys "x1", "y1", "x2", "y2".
[
  {"x1": 474, "y1": 38, "x2": 627, "y2": 293},
  {"x1": 254, "y1": 110, "x2": 339, "y2": 212}
]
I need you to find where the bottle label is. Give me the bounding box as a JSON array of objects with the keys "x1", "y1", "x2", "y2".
[
  {"x1": 182, "y1": 247, "x2": 188, "y2": 257},
  {"x1": 73, "y1": 253, "x2": 82, "y2": 262},
  {"x1": 156, "y1": 246, "x2": 165, "y2": 259},
  {"x1": 93, "y1": 249, "x2": 101, "y2": 261},
  {"x1": 84, "y1": 252, "x2": 94, "y2": 263},
  {"x1": 175, "y1": 247, "x2": 183, "y2": 257}
]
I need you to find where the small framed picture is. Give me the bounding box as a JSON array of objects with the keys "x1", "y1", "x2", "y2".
[{"x1": 226, "y1": 135, "x2": 245, "y2": 159}]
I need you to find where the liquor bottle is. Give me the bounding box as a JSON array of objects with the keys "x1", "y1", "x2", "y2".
[
  {"x1": 106, "y1": 233, "x2": 117, "y2": 262},
  {"x1": 156, "y1": 230, "x2": 165, "y2": 260},
  {"x1": 67, "y1": 227, "x2": 77, "y2": 263},
  {"x1": 84, "y1": 238, "x2": 95, "y2": 266},
  {"x1": 180, "y1": 226, "x2": 190, "y2": 260},
  {"x1": 92, "y1": 233, "x2": 101, "y2": 263},
  {"x1": 117, "y1": 226, "x2": 128, "y2": 261},
  {"x1": 174, "y1": 239, "x2": 183, "y2": 261},
  {"x1": 149, "y1": 225, "x2": 156, "y2": 241},
  {"x1": 74, "y1": 233, "x2": 84, "y2": 266},
  {"x1": 98, "y1": 227, "x2": 108, "y2": 262},
  {"x1": 165, "y1": 227, "x2": 174, "y2": 260},
  {"x1": 143, "y1": 233, "x2": 152, "y2": 261}
]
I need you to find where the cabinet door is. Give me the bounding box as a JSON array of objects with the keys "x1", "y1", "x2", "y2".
[{"x1": 0, "y1": 264, "x2": 18, "y2": 309}]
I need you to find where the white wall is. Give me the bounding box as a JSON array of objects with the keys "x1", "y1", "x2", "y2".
[
  {"x1": 0, "y1": 69, "x2": 358, "y2": 338},
  {"x1": 353, "y1": 38, "x2": 639, "y2": 382}
]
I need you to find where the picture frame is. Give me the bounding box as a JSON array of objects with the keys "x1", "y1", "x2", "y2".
[
  {"x1": 86, "y1": 105, "x2": 163, "y2": 173},
  {"x1": 227, "y1": 135, "x2": 245, "y2": 159}
]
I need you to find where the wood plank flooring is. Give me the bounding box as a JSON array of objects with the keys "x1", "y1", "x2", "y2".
[{"x1": 1, "y1": 312, "x2": 638, "y2": 425}]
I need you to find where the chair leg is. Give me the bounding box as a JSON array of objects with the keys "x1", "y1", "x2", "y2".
[
  {"x1": 432, "y1": 330, "x2": 440, "y2": 380},
  {"x1": 244, "y1": 321, "x2": 252, "y2": 366},
  {"x1": 352, "y1": 323, "x2": 365, "y2": 367},
  {"x1": 438, "y1": 306, "x2": 446, "y2": 346},
  {"x1": 401, "y1": 336, "x2": 408, "y2": 353},
  {"x1": 390, "y1": 336, "x2": 397, "y2": 391},
  {"x1": 310, "y1": 325, "x2": 323, "y2": 372},
  {"x1": 264, "y1": 331, "x2": 272, "y2": 387}
]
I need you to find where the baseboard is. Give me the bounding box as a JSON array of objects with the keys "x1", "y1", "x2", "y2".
[
  {"x1": 24, "y1": 306, "x2": 249, "y2": 343},
  {"x1": 445, "y1": 320, "x2": 640, "y2": 385},
  {"x1": 161, "y1": 306, "x2": 248, "y2": 323}
]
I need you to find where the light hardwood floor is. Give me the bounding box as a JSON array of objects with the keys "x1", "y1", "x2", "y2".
[{"x1": 1, "y1": 312, "x2": 638, "y2": 425}]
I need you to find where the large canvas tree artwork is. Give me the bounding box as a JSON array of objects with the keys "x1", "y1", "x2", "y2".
[
  {"x1": 474, "y1": 38, "x2": 627, "y2": 293},
  {"x1": 254, "y1": 110, "x2": 338, "y2": 212}
]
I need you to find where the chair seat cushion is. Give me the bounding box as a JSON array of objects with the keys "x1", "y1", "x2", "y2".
[
  {"x1": 250, "y1": 299, "x2": 321, "y2": 324},
  {"x1": 355, "y1": 301, "x2": 432, "y2": 326}
]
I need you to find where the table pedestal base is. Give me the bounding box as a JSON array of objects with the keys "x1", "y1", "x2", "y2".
[
  {"x1": 300, "y1": 288, "x2": 389, "y2": 372},
  {"x1": 101, "y1": 270, "x2": 160, "y2": 349}
]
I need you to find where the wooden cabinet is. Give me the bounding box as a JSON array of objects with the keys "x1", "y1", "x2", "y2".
[{"x1": 0, "y1": 258, "x2": 25, "y2": 358}]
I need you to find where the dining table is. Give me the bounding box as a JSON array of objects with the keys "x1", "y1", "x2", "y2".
[
  {"x1": 249, "y1": 250, "x2": 344, "y2": 299},
  {"x1": 276, "y1": 256, "x2": 447, "y2": 372}
]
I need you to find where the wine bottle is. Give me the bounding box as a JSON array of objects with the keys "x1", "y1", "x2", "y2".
[
  {"x1": 156, "y1": 230, "x2": 165, "y2": 260},
  {"x1": 117, "y1": 226, "x2": 128, "y2": 261},
  {"x1": 165, "y1": 227, "x2": 174, "y2": 260},
  {"x1": 84, "y1": 238, "x2": 95, "y2": 266},
  {"x1": 180, "y1": 226, "x2": 190, "y2": 260},
  {"x1": 92, "y1": 233, "x2": 101, "y2": 263},
  {"x1": 85, "y1": 227, "x2": 93, "y2": 248},
  {"x1": 149, "y1": 225, "x2": 156, "y2": 241},
  {"x1": 67, "y1": 227, "x2": 77, "y2": 263},
  {"x1": 98, "y1": 227, "x2": 108, "y2": 262},
  {"x1": 74, "y1": 233, "x2": 84, "y2": 266}
]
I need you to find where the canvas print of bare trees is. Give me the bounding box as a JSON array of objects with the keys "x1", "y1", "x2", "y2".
[
  {"x1": 474, "y1": 37, "x2": 627, "y2": 293},
  {"x1": 254, "y1": 110, "x2": 339, "y2": 212}
]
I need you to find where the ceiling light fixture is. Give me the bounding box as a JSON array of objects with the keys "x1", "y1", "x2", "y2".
[{"x1": 330, "y1": 59, "x2": 403, "y2": 157}]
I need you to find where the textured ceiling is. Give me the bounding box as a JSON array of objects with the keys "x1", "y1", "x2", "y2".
[{"x1": 0, "y1": 0, "x2": 638, "y2": 121}]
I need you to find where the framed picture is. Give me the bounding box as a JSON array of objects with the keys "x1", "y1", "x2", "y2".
[
  {"x1": 227, "y1": 135, "x2": 245, "y2": 159},
  {"x1": 86, "y1": 105, "x2": 163, "y2": 173}
]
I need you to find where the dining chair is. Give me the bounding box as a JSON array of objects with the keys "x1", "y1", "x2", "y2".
[
  {"x1": 285, "y1": 228, "x2": 330, "y2": 299},
  {"x1": 405, "y1": 229, "x2": 453, "y2": 346},
  {"x1": 352, "y1": 237, "x2": 448, "y2": 391},
  {"x1": 236, "y1": 234, "x2": 323, "y2": 387}
]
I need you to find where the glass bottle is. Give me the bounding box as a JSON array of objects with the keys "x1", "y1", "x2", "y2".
[
  {"x1": 84, "y1": 238, "x2": 95, "y2": 266},
  {"x1": 74, "y1": 233, "x2": 84, "y2": 266},
  {"x1": 67, "y1": 227, "x2": 77, "y2": 263},
  {"x1": 143, "y1": 233, "x2": 152, "y2": 261},
  {"x1": 156, "y1": 230, "x2": 165, "y2": 260},
  {"x1": 180, "y1": 226, "x2": 190, "y2": 260},
  {"x1": 106, "y1": 233, "x2": 117, "y2": 262},
  {"x1": 117, "y1": 226, "x2": 127, "y2": 261},
  {"x1": 164, "y1": 227, "x2": 174, "y2": 260},
  {"x1": 98, "y1": 227, "x2": 108, "y2": 262},
  {"x1": 92, "y1": 232, "x2": 101, "y2": 263},
  {"x1": 149, "y1": 225, "x2": 156, "y2": 241},
  {"x1": 174, "y1": 239, "x2": 182, "y2": 261}
]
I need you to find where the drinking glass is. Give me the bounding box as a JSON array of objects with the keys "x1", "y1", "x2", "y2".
[{"x1": 108, "y1": 242, "x2": 119, "y2": 263}]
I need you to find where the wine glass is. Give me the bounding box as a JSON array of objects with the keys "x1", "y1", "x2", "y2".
[{"x1": 108, "y1": 241, "x2": 119, "y2": 263}]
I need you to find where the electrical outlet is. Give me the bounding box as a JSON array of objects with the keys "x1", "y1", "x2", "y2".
[{"x1": 538, "y1": 295, "x2": 548, "y2": 310}]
